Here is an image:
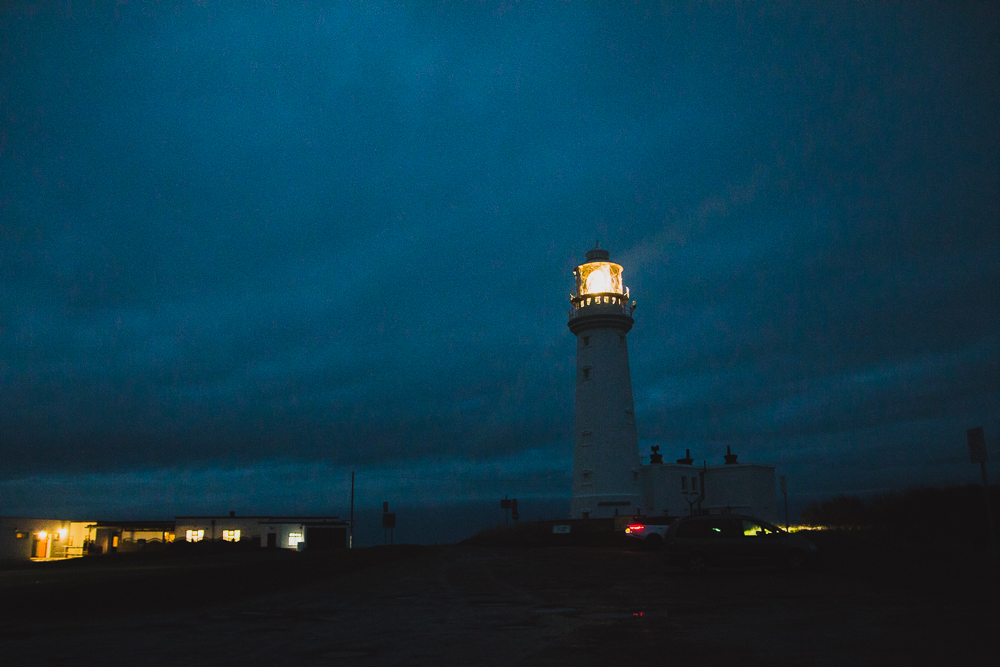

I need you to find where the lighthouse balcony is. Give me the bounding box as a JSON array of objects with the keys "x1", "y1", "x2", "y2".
[{"x1": 568, "y1": 293, "x2": 635, "y2": 321}]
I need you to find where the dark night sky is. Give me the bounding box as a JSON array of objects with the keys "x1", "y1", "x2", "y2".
[{"x1": 2, "y1": 2, "x2": 998, "y2": 544}]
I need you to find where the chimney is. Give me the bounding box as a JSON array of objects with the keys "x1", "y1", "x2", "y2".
[
  {"x1": 649, "y1": 445, "x2": 663, "y2": 464},
  {"x1": 676, "y1": 448, "x2": 694, "y2": 465},
  {"x1": 229, "y1": 510, "x2": 235, "y2": 517},
  {"x1": 724, "y1": 446, "x2": 738, "y2": 465}
]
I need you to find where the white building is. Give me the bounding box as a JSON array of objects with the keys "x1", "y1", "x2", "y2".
[
  {"x1": 638, "y1": 447, "x2": 777, "y2": 522},
  {"x1": 174, "y1": 514, "x2": 347, "y2": 549},
  {"x1": 0, "y1": 517, "x2": 94, "y2": 560},
  {"x1": 1, "y1": 514, "x2": 348, "y2": 561},
  {"x1": 86, "y1": 520, "x2": 175, "y2": 554},
  {"x1": 568, "y1": 247, "x2": 642, "y2": 519}
]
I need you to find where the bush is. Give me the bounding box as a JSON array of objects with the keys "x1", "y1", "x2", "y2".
[
  {"x1": 800, "y1": 484, "x2": 999, "y2": 548},
  {"x1": 800, "y1": 494, "x2": 869, "y2": 528}
]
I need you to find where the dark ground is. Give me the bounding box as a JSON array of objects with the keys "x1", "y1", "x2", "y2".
[{"x1": 1, "y1": 531, "x2": 996, "y2": 666}]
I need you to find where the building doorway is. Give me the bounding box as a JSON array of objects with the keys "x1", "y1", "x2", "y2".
[{"x1": 31, "y1": 533, "x2": 49, "y2": 558}]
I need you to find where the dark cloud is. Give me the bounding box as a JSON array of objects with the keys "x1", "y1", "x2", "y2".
[{"x1": 1, "y1": 2, "x2": 997, "y2": 529}]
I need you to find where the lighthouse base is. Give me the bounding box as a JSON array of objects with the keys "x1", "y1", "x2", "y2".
[{"x1": 571, "y1": 493, "x2": 643, "y2": 520}]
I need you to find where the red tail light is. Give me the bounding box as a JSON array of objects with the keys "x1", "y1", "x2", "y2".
[{"x1": 626, "y1": 524, "x2": 644, "y2": 533}]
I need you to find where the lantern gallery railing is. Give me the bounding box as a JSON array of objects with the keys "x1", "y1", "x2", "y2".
[{"x1": 568, "y1": 292, "x2": 636, "y2": 320}]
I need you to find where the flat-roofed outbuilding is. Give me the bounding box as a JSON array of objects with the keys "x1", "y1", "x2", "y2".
[{"x1": 174, "y1": 515, "x2": 347, "y2": 550}]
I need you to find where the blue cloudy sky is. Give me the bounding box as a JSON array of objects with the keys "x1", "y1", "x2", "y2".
[{"x1": 2, "y1": 2, "x2": 997, "y2": 544}]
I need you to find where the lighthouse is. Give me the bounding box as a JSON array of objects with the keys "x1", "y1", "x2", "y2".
[{"x1": 568, "y1": 246, "x2": 641, "y2": 519}]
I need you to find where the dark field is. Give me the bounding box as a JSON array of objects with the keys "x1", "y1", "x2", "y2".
[{"x1": 1, "y1": 531, "x2": 996, "y2": 666}]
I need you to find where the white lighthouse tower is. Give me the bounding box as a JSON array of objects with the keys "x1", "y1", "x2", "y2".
[{"x1": 568, "y1": 246, "x2": 641, "y2": 519}]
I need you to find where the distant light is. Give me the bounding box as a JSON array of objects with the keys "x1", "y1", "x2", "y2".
[
  {"x1": 626, "y1": 524, "x2": 644, "y2": 533},
  {"x1": 36, "y1": 531, "x2": 48, "y2": 540},
  {"x1": 58, "y1": 528, "x2": 68, "y2": 539}
]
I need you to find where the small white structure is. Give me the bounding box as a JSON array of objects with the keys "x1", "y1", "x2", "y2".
[
  {"x1": 568, "y1": 247, "x2": 642, "y2": 519},
  {"x1": 638, "y1": 448, "x2": 777, "y2": 522}
]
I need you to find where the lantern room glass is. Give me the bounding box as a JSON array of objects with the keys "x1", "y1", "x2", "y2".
[{"x1": 575, "y1": 261, "x2": 624, "y2": 297}]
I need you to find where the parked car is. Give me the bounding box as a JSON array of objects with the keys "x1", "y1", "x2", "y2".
[
  {"x1": 663, "y1": 514, "x2": 817, "y2": 573},
  {"x1": 623, "y1": 517, "x2": 678, "y2": 548}
]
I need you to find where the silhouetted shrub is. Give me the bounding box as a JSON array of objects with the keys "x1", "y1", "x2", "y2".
[
  {"x1": 801, "y1": 484, "x2": 999, "y2": 548},
  {"x1": 800, "y1": 494, "x2": 870, "y2": 528}
]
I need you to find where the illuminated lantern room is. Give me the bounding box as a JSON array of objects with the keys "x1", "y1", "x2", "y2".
[{"x1": 568, "y1": 247, "x2": 635, "y2": 331}]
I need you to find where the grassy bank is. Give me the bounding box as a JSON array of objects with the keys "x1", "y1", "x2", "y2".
[{"x1": 0, "y1": 544, "x2": 426, "y2": 622}]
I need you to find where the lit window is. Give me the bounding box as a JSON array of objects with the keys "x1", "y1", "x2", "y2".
[
  {"x1": 288, "y1": 532, "x2": 304, "y2": 548},
  {"x1": 222, "y1": 529, "x2": 241, "y2": 542},
  {"x1": 586, "y1": 298, "x2": 591, "y2": 306},
  {"x1": 186, "y1": 529, "x2": 204, "y2": 542}
]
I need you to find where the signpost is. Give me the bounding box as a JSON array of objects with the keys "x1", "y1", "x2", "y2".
[
  {"x1": 967, "y1": 426, "x2": 996, "y2": 561},
  {"x1": 499, "y1": 496, "x2": 520, "y2": 524}
]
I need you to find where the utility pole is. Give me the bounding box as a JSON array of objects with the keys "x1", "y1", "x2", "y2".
[
  {"x1": 350, "y1": 471, "x2": 355, "y2": 549},
  {"x1": 780, "y1": 476, "x2": 789, "y2": 531},
  {"x1": 967, "y1": 427, "x2": 997, "y2": 562},
  {"x1": 382, "y1": 501, "x2": 396, "y2": 546}
]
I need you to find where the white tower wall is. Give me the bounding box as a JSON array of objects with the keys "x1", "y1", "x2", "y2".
[{"x1": 568, "y1": 248, "x2": 641, "y2": 518}]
